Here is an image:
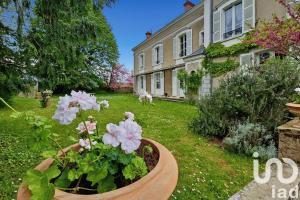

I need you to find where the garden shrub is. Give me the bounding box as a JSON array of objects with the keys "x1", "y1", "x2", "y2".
[
  {"x1": 190, "y1": 58, "x2": 300, "y2": 139},
  {"x1": 223, "y1": 122, "x2": 277, "y2": 160}
]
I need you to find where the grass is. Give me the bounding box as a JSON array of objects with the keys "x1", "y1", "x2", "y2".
[{"x1": 0, "y1": 94, "x2": 253, "y2": 200}]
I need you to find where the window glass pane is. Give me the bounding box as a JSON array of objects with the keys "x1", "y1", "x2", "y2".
[
  {"x1": 155, "y1": 73, "x2": 161, "y2": 89},
  {"x1": 235, "y1": 3, "x2": 242, "y2": 29},
  {"x1": 225, "y1": 7, "x2": 232, "y2": 33},
  {"x1": 141, "y1": 76, "x2": 144, "y2": 89}
]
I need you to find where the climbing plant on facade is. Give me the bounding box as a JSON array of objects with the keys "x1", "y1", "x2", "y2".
[{"x1": 177, "y1": 69, "x2": 204, "y2": 95}]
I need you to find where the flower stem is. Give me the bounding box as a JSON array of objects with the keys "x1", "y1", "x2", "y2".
[
  {"x1": 0, "y1": 97, "x2": 18, "y2": 112},
  {"x1": 83, "y1": 121, "x2": 94, "y2": 150}
]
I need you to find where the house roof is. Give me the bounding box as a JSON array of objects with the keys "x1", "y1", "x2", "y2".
[
  {"x1": 184, "y1": 45, "x2": 206, "y2": 59},
  {"x1": 132, "y1": 2, "x2": 204, "y2": 51}
]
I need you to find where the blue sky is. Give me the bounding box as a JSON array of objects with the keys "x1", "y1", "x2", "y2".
[{"x1": 103, "y1": 0, "x2": 201, "y2": 70}]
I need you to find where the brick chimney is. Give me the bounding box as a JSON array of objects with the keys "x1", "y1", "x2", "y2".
[
  {"x1": 146, "y1": 31, "x2": 152, "y2": 39},
  {"x1": 184, "y1": 0, "x2": 195, "y2": 11}
]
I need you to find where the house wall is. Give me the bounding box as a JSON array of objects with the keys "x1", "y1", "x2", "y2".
[
  {"x1": 164, "y1": 69, "x2": 172, "y2": 97},
  {"x1": 256, "y1": 0, "x2": 286, "y2": 21},
  {"x1": 133, "y1": 4, "x2": 204, "y2": 75},
  {"x1": 146, "y1": 74, "x2": 151, "y2": 94}
]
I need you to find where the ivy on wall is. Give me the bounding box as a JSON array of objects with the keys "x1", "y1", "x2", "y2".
[
  {"x1": 202, "y1": 42, "x2": 257, "y2": 77},
  {"x1": 177, "y1": 69, "x2": 204, "y2": 95},
  {"x1": 202, "y1": 59, "x2": 239, "y2": 77}
]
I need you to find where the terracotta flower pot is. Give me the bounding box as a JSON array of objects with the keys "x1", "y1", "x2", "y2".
[
  {"x1": 17, "y1": 138, "x2": 178, "y2": 200},
  {"x1": 286, "y1": 103, "x2": 300, "y2": 118}
]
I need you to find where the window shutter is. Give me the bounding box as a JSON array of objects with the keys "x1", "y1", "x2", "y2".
[
  {"x1": 160, "y1": 71, "x2": 164, "y2": 96},
  {"x1": 159, "y1": 44, "x2": 163, "y2": 64},
  {"x1": 213, "y1": 10, "x2": 221, "y2": 42},
  {"x1": 173, "y1": 37, "x2": 177, "y2": 59},
  {"x1": 186, "y1": 29, "x2": 192, "y2": 55},
  {"x1": 152, "y1": 48, "x2": 155, "y2": 66},
  {"x1": 240, "y1": 53, "x2": 253, "y2": 67},
  {"x1": 243, "y1": 0, "x2": 255, "y2": 32},
  {"x1": 151, "y1": 74, "x2": 154, "y2": 95}
]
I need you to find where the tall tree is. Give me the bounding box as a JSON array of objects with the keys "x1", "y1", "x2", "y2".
[
  {"x1": 0, "y1": 0, "x2": 32, "y2": 105},
  {"x1": 26, "y1": 0, "x2": 118, "y2": 92}
]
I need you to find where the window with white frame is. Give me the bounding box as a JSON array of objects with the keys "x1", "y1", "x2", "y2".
[
  {"x1": 179, "y1": 33, "x2": 187, "y2": 57},
  {"x1": 173, "y1": 29, "x2": 192, "y2": 59},
  {"x1": 152, "y1": 44, "x2": 163, "y2": 66},
  {"x1": 155, "y1": 73, "x2": 161, "y2": 89},
  {"x1": 139, "y1": 53, "x2": 145, "y2": 69},
  {"x1": 224, "y1": 2, "x2": 242, "y2": 39}
]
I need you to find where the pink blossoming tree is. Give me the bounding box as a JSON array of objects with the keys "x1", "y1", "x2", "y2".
[
  {"x1": 246, "y1": 0, "x2": 300, "y2": 60},
  {"x1": 109, "y1": 64, "x2": 133, "y2": 91}
]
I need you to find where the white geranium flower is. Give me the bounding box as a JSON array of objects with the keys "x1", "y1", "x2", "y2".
[
  {"x1": 100, "y1": 100, "x2": 109, "y2": 108},
  {"x1": 102, "y1": 123, "x2": 123, "y2": 147},
  {"x1": 124, "y1": 112, "x2": 135, "y2": 120},
  {"x1": 52, "y1": 91, "x2": 100, "y2": 125},
  {"x1": 71, "y1": 91, "x2": 100, "y2": 111},
  {"x1": 52, "y1": 95, "x2": 79, "y2": 125},
  {"x1": 118, "y1": 119, "x2": 142, "y2": 154},
  {"x1": 295, "y1": 88, "x2": 300, "y2": 93}
]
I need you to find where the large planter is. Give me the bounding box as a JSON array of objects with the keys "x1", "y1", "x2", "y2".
[
  {"x1": 286, "y1": 103, "x2": 300, "y2": 118},
  {"x1": 17, "y1": 138, "x2": 178, "y2": 200}
]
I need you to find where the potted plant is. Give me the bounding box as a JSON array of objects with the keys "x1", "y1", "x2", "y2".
[
  {"x1": 40, "y1": 90, "x2": 53, "y2": 108},
  {"x1": 287, "y1": 87, "x2": 300, "y2": 118},
  {"x1": 16, "y1": 91, "x2": 178, "y2": 200}
]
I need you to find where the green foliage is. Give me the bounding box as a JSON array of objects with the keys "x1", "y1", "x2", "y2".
[
  {"x1": 201, "y1": 42, "x2": 257, "y2": 77},
  {"x1": 177, "y1": 69, "x2": 204, "y2": 95},
  {"x1": 97, "y1": 175, "x2": 117, "y2": 193},
  {"x1": 203, "y1": 59, "x2": 239, "y2": 77},
  {"x1": 191, "y1": 58, "x2": 300, "y2": 138},
  {"x1": 122, "y1": 157, "x2": 148, "y2": 181},
  {"x1": 205, "y1": 42, "x2": 257, "y2": 59},
  {"x1": 223, "y1": 122, "x2": 277, "y2": 160},
  {"x1": 24, "y1": 165, "x2": 60, "y2": 200},
  {"x1": 26, "y1": 0, "x2": 118, "y2": 92}
]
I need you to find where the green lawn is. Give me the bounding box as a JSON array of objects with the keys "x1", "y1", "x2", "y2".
[{"x1": 0, "y1": 94, "x2": 253, "y2": 200}]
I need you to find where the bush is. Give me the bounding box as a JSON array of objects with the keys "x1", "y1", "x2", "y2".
[
  {"x1": 223, "y1": 122, "x2": 277, "y2": 160},
  {"x1": 190, "y1": 58, "x2": 300, "y2": 138}
]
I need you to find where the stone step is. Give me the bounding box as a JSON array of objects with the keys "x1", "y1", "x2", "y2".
[{"x1": 229, "y1": 164, "x2": 300, "y2": 200}]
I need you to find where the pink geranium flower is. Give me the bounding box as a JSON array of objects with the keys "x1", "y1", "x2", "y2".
[
  {"x1": 76, "y1": 121, "x2": 97, "y2": 134},
  {"x1": 79, "y1": 139, "x2": 97, "y2": 150}
]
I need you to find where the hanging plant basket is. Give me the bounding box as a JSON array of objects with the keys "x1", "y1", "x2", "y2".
[{"x1": 17, "y1": 138, "x2": 178, "y2": 200}]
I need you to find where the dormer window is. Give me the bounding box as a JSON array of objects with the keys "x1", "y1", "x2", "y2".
[
  {"x1": 152, "y1": 43, "x2": 163, "y2": 66},
  {"x1": 179, "y1": 33, "x2": 187, "y2": 57},
  {"x1": 224, "y1": 2, "x2": 242, "y2": 39},
  {"x1": 139, "y1": 53, "x2": 145, "y2": 69}
]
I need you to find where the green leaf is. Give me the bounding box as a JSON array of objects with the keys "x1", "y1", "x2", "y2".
[
  {"x1": 87, "y1": 162, "x2": 109, "y2": 186},
  {"x1": 24, "y1": 169, "x2": 55, "y2": 200},
  {"x1": 108, "y1": 162, "x2": 118, "y2": 175},
  {"x1": 122, "y1": 157, "x2": 148, "y2": 181},
  {"x1": 68, "y1": 169, "x2": 81, "y2": 181},
  {"x1": 54, "y1": 169, "x2": 71, "y2": 188},
  {"x1": 44, "y1": 164, "x2": 61, "y2": 180},
  {"x1": 41, "y1": 150, "x2": 57, "y2": 158},
  {"x1": 97, "y1": 175, "x2": 117, "y2": 193},
  {"x1": 118, "y1": 153, "x2": 134, "y2": 165}
]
